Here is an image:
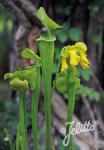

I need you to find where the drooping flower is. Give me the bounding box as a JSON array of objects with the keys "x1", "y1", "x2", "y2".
[{"x1": 60, "y1": 42, "x2": 90, "y2": 72}]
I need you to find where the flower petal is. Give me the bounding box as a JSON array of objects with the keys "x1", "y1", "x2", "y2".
[
  {"x1": 75, "y1": 42, "x2": 87, "y2": 52},
  {"x1": 61, "y1": 57, "x2": 68, "y2": 71},
  {"x1": 80, "y1": 53, "x2": 90, "y2": 69},
  {"x1": 67, "y1": 45, "x2": 76, "y2": 51},
  {"x1": 68, "y1": 50, "x2": 80, "y2": 65}
]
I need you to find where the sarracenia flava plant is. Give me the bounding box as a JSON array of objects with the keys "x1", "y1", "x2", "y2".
[
  {"x1": 56, "y1": 42, "x2": 90, "y2": 150},
  {"x1": 4, "y1": 48, "x2": 41, "y2": 150},
  {"x1": 36, "y1": 7, "x2": 61, "y2": 150},
  {"x1": 4, "y1": 6, "x2": 90, "y2": 150}
]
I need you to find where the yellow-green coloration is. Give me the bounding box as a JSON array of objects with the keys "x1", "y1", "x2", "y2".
[
  {"x1": 56, "y1": 72, "x2": 68, "y2": 94},
  {"x1": 21, "y1": 49, "x2": 41, "y2": 150},
  {"x1": 4, "y1": 69, "x2": 37, "y2": 91},
  {"x1": 29, "y1": 66, "x2": 40, "y2": 150},
  {"x1": 36, "y1": 7, "x2": 61, "y2": 33},
  {"x1": 10, "y1": 77, "x2": 29, "y2": 91},
  {"x1": 4, "y1": 47, "x2": 41, "y2": 150},
  {"x1": 21, "y1": 48, "x2": 41, "y2": 65},
  {"x1": 36, "y1": 7, "x2": 61, "y2": 150},
  {"x1": 4, "y1": 6, "x2": 90, "y2": 150}
]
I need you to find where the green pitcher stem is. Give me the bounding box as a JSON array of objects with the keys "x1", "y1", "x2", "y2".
[
  {"x1": 38, "y1": 40, "x2": 54, "y2": 150},
  {"x1": 16, "y1": 124, "x2": 20, "y2": 150},
  {"x1": 31, "y1": 67, "x2": 40, "y2": 150},
  {"x1": 44, "y1": 89, "x2": 51, "y2": 150},
  {"x1": 19, "y1": 92, "x2": 28, "y2": 150},
  {"x1": 32, "y1": 91, "x2": 38, "y2": 150},
  {"x1": 42, "y1": 52, "x2": 52, "y2": 150},
  {"x1": 66, "y1": 76, "x2": 76, "y2": 150}
]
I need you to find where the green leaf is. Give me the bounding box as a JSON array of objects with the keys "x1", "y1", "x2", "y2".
[
  {"x1": 77, "y1": 85, "x2": 101, "y2": 102},
  {"x1": 78, "y1": 67, "x2": 93, "y2": 81},
  {"x1": 3, "y1": 128, "x2": 15, "y2": 150},
  {"x1": 68, "y1": 27, "x2": 81, "y2": 41},
  {"x1": 21, "y1": 48, "x2": 41, "y2": 64},
  {"x1": 55, "y1": 30, "x2": 68, "y2": 43},
  {"x1": 36, "y1": 7, "x2": 62, "y2": 31},
  {"x1": 55, "y1": 23, "x2": 70, "y2": 43}
]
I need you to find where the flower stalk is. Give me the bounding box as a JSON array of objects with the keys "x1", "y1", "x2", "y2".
[
  {"x1": 66, "y1": 73, "x2": 76, "y2": 150},
  {"x1": 56, "y1": 42, "x2": 90, "y2": 150}
]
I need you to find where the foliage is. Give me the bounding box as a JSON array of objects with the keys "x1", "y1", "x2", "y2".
[
  {"x1": 77, "y1": 67, "x2": 101, "y2": 101},
  {"x1": 68, "y1": 28, "x2": 82, "y2": 42},
  {"x1": 63, "y1": 68, "x2": 101, "y2": 102},
  {"x1": 77, "y1": 85, "x2": 100, "y2": 102},
  {"x1": 55, "y1": 23, "x2": 81, "y2": 43},
  {"x1": 78, "y1": 67, "x2": 93, "y2": 81}
]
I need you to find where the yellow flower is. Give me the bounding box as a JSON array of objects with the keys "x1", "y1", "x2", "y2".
[
  {"x1": 69, "y1": 42, "x2": 90, "y2": 69},
  {"x1": 67, "y1": 45, "x2": 76, "y2": 51},
  {"x1": 75, "y1": 42, "x2": 87, "y2": 52},
  {"x1": 68, "y1": 50, "x2": 80, "y2": 66},
  {"x1": 75, "y1": 42, "x2": 90, "y2": 69},
  {"x1": 80, "y1": 52, "x2": 90, "y2": 69},
  {"x1": 61, "y1": 57, "x2": 68, "y2": 71},
  {"x1": 60, "y1": 42, "x2": 90, "y2": 72}
]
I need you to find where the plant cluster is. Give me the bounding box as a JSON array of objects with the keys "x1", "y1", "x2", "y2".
[{"x1": 4, "y1": 7, "x2": 90, "y2": 150}]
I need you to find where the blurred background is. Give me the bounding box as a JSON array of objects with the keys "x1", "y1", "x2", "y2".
[{"x1": 0, "y1": 0, "x2": 104, "y2": 150}]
